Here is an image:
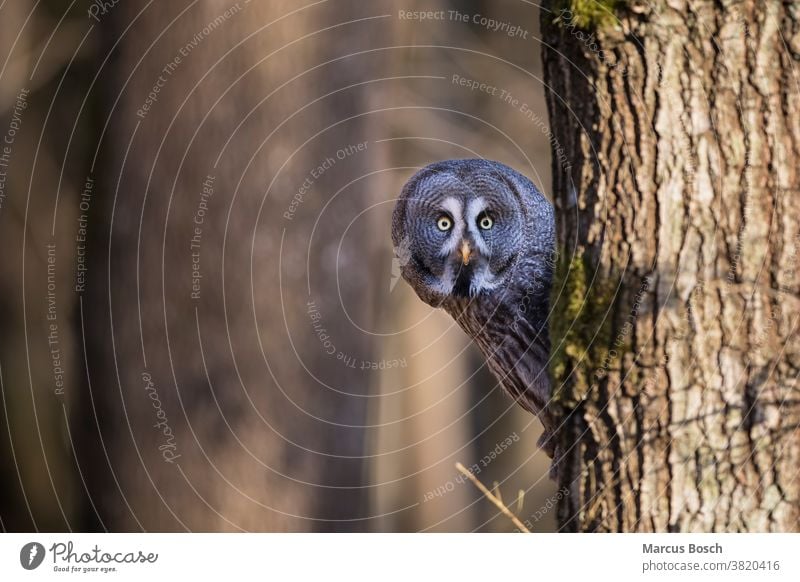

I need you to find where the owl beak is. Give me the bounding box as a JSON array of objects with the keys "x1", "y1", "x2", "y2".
[{"x1": 460, "y1": 240, "x2": 473, "y2": 266}]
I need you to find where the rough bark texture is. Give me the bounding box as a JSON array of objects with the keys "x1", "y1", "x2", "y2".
[
  {"x1": 542, "y1": 0, "x2": 800, "y2": 531},
  {"x1": 78, "y1": 0, "x2": 384, "y2": 531}
]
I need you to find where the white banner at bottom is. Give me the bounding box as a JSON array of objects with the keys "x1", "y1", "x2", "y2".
[{"x1": 1, "y1": 533, "x2": 797, "y2": 581}]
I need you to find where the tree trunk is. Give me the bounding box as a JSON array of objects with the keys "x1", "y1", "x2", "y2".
[
  {"x1": 0, "y1": 0, "x2": 88, "y2": 531},
  {"x1": 79, "y1": 0, "x2": 384, "y2": 531},
  {"x1": 541, "y1": 0, "x2": 800, "y2": 532}
]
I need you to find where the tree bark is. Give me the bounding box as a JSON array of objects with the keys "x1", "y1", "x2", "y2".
[{"x1": 541, "y1": 0, "x2": 800, "y2": 532}]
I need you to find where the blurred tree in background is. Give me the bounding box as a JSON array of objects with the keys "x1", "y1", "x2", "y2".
[{"x1": 0, "y1": 0, "x2": 557, "y2": 532}]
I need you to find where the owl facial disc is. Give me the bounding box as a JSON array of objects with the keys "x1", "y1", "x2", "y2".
[
  {"x1": 437, "y1": 196, "x2": 503, "y2": 297},
  {"x1": 392, "y1": 159, "x2": 543, "y2": 307}
]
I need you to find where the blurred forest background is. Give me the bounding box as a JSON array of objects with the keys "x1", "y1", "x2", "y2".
[{"x1": 0, "y1": 0, "x2": 558, "y2": 532}]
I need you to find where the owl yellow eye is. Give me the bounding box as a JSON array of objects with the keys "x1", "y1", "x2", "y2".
[
  {"x1": 478, "y1": 214, "x2": 493, "y2": 230},
  {"x1": 437, "y1": 216, "x2": 452, "y2": 231}
]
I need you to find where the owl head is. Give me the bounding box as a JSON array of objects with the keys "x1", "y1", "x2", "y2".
[{"x1": 392, "y1": 159, "x2": 552, "y2": 307}]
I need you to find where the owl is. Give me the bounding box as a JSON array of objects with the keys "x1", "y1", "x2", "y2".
[{"x1": 392, "y1": 159, "x2": 558, "y2": 463}]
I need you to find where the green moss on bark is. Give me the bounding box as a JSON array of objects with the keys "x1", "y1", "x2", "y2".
[
  {"x1": 554, "y1": 0, "x2": 622, "y2": 30},
  {"x1": 549, "y1": 249, "x2": 618, "y2": 407}
]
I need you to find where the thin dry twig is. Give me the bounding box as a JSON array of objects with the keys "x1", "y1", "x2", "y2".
[{"x1": 455, "y1": 462, "x2": 530, "y2": 533}]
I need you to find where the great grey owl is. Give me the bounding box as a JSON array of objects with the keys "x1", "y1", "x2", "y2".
[{"x1": 392, "y1": 159, "x2": 558, "y2": 463}]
